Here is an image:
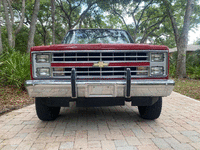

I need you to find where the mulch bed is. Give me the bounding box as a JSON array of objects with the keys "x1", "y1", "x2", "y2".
[{"x1": 0, "y1": 85, "x2": 34, "y2": 116}]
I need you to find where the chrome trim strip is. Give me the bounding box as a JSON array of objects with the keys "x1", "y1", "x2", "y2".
[
  {"x1": 53, "y1": 66, "x2": 149, "y2": 68},
  {"x1": 25, "y1": 79, "x2": 175, "y2": 86},
  {"x1": 52, "y1": 56, "x2": 149, "y2": 58},
  {"x1": 49, "y1": 76, "x2": 157, "y2": 79},
  {"x1": 51, "y1": 61, "x2": 150, "y2": 63},
  {"x1": 52, "y1": 70, "x2": 149, "y2": 73}
]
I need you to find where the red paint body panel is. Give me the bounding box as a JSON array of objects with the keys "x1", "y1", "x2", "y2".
[
  {"x1": 30, "y1": 43, "x2": 168, "y2": 52},
  {"x1": 168, "y1": 52, "x2": 170, "y2": 76},
  {"x1": 51, "y1": 62, "x2": 150, "y2": 67},
  {"x1": 30, "y1": 52, "x2": 33, "y2": 80},
  {"x1": 108, "y1": 62, "x2": 149, "y2": 66},
  {"x1": 51, "y1": 63, "x2": 94, "y2": 67}
]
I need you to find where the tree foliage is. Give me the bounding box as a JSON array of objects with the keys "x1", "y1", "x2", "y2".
[
  {"x1": 0, "y1": 0, "x2": 199, "y2": 57},
  {"x1": 0, "y1": 0, "x2": 200, "y2": 88},
  {"x1": 194, "y1": 38, "x2": 200, "y2": 45}
]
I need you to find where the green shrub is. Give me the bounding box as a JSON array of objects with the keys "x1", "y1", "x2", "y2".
[
  {"x1": 186, "y1": 51, "x2": 200, "y2": 66},
  {"x1": 187, "y1": 66, "x2": 200, "y2": 79},
  {"x1": 186, "y1": 50, "x2": 200, "y2": 79},
  {"x1": 169, "y1": 63, "x2": 176, "y2": 78},
  {"x1": 169, "y1": 51, "x2": 200, "y2": 79},
  {"x1": 0, "y1": 48, "x2": 30, "y2": 89},
  {"x1": 169, "y1": 52, "x2": 177, "y2": 78}
]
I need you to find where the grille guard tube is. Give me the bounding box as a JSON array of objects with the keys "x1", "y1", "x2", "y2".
[
  {"x1": 126, "y1": 68, "x2": 131, "y2": 98},
  {"x1": 25, "y1": 79, "x2": 175, "y2": 98},
  {"x1": 71, "y1": 68, "x2": 77, "y2": 98}
]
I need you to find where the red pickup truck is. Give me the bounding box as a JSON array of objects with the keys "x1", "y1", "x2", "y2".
[{"x1": 25, "y1": 29, "x2": 174, "y2": 121}]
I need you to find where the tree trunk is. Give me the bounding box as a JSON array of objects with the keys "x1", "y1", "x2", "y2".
[
  {"x1": 57, "y1": 0, "x2": 96, "y2": 31},
  {"x1": 6, "y1": 0, "x2": 14, "y2": 25},
  {"x1": 43, "y1": 29, "x2": 47, "y2": 45},
  {"x1": 51, "y1": 0, "x2": 55, "y2": 44},
  {"x1": 0, "y1": 0, "x2": 3, "y2": 54},
  {"x1": 11, "y1": 0, "x2": 25, "y2": 50},
  {"x1": 176, "y1": 0, "x2": 194, "y2": 78},
  {"x1": 27, "y1": 0, "x2": 40, "y2": 53},
  {"x1": 176, "y1": 42, "x2": 187, "y2": 78},
  {"x1": 164, "y1": 0, "x2": 194, "y2": 79},
  {"x1": 15, "y1": 0, "x2": 25, "y2": 35},
  {"x1": 2, "y1": 0, "x2": 13, "y2": 48},
  {"x1": 79, "y1": 21, "x2": 82, "y2": 29}
]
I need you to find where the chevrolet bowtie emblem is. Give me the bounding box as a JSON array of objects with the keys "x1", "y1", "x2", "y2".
[{"x1": 93, "y1": 61, "x2": 109, "y2": 67}]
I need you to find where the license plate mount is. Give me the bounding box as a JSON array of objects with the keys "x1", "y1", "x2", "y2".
[{"x1": 88, "y1": 85, "x2": 114, "y2": 97}]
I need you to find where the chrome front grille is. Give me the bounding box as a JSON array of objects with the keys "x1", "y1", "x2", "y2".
[
  {"x1": 51, "y1": 50, "x2": 150, "y2": 79},
  {"x1": 52, "y1": 66, "x2": 149, "y2": 78},
  {"x1": 52, "y1": 51, "x2": 149, "y2": 62}
]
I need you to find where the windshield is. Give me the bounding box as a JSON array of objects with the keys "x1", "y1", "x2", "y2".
[{"x1": 63, "y1": 29, "x2": 134, "y2": 44}]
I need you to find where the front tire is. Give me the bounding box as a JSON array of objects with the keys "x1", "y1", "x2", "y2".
[
  {"x1": 138, "y1": 97, "x2": 162, "y2": 120},
  {"x1": 35, "y1": 98, "x2": 60, "y2": 121}
]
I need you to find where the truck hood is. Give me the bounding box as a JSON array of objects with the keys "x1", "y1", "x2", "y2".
[{"x1": 30, "y1": 43, "x2": 169, "y2": 52}]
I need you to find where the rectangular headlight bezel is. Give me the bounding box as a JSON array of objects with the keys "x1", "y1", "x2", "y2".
[
  {"x1": 32, "y1": 53, "x2": 52, "y2": 78},
  {"x1": 36, "y1": 67, "x2": 50, "y2": 77},
  {"x1": 151, "y1": 53, "x2": 164, "y2": 62},
  {"x1": 36, "y1": 54, "x2": 50, "y2": 63},
  {"x1": 151, "y1": 66, "x2": 164, "y2": 76}
]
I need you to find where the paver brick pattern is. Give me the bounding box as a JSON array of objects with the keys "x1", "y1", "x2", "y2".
[{"x1": 0, "y1": 91, "x2": 200, "y2": 150}]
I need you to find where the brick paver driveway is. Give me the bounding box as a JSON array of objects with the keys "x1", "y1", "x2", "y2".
[{"x1": 0, "y1": 91, "x2": 200, "y2": 150}]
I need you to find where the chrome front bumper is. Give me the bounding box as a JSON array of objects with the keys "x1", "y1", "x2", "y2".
[{"x1": 25, "y1": 79, "x2": 175, "y2": 98}]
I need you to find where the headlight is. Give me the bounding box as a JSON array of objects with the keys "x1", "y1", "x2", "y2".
[
  {"x1": 36, "y1": 54, "x2": 50, "y2": 63},
  {"x1": 151, "y1": 53, "x2": 164, "y2": 62},
  {"x1": 151, "y1": 67, "x2": 164, "y2": 76},
  {"x1": 36, "y1": 68, "x2": 50, "y2": 77}
]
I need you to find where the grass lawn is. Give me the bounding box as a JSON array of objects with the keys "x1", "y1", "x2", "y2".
[
  {"x1": 172, "y1": 78, "x2": 200, "y2": 100},
  {"x1": 0, "y1": 78, "x2": 199, "y2": 115}
]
